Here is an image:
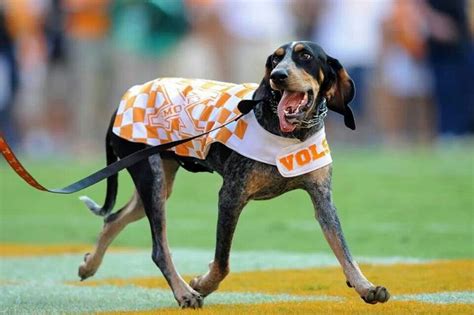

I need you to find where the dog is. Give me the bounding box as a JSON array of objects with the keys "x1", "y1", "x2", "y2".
[{"x1": 78, "y1": 41, "x2": 390, "y2": 308}]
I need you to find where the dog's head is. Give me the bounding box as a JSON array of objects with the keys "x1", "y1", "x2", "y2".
[{"x1": 253, "y1": 41, "x2": 356, "y2": 132}]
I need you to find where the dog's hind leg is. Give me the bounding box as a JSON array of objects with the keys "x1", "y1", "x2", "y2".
[
  {"x1": 78, "y1": 191, "x2": 144, "y2": 280},
  {"x1": 304, "y1": 166, "x2": 390, "y2": 304},
  {"x1": 128, "y1": 155, "x2": 202, "y2": 308},
  {"x1": 78, "y1": 158, "x2": 179, "y2": 281}
]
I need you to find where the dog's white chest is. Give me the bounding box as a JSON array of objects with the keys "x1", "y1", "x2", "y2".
[{"x1": 113, "y1": 78, "x2": 332, "y2": 177}]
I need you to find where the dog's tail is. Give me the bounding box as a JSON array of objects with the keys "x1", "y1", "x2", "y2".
[{"x1": 79, "y1": 115, "x2": 118, "y2": 217}]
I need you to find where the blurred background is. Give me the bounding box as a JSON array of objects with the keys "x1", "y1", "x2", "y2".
[
  {"x1": 0, "y1": 0, "x2": 473, "y2": 268},
  {"x1": 1, "y1": 0, "x2": 473, "y2": 157}
]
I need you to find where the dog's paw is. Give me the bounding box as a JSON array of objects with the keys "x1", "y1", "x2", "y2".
[
  {"x1": 361, "y1": 286, "x2": 390, "y2": 304},
  {"x1": 176, "y1": 290, "x2": 204, "y2": 309},
  {"x1": 78, "y1": 253, "x2": 97, "y2": 281},
  {"x1": 189, "y1": 274, "x2": 220, "y2": 297}
]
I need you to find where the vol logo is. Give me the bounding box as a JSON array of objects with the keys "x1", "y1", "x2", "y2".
[{"x1": 278, "y1": 139, "x2": 329, "y2": 171}]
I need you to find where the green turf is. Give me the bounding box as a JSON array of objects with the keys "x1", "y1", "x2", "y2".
[{"x1": 0, "y1": 145, "x2": 473, "y2": 259}]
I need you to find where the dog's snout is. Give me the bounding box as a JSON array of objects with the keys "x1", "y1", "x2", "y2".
[{"x1": 270, "y1": 69, "x2": 288, "y2": 83}]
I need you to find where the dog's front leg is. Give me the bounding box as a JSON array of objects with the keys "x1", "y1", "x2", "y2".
[
  {"x1": 190, "y1": 180, "x2": 247, "y2": 297},
  {"x1": 304, "y1": 166, "x2": 390, "y2": 304}
]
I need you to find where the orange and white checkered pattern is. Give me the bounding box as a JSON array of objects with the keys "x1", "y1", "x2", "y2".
[{"x1": 112, "y1": 78, "x2": 258, "y2": 159}]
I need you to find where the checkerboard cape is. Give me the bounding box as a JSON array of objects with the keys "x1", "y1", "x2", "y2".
[
  {"x1": 113, "y1": 78, "x2": 332, "y2": 177},
  {"x1": 113, "y1": 78, "x2": 256, "y2": 159}
]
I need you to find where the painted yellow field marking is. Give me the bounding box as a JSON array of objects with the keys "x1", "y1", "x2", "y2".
[
  {"x1": 76, "y1": 260, "x2": 473, "y2": 297},
  {"x1": 78, "y1": 260, "x2": 474, "y2": 313},
  {"x1": 0, "y1": 243, "x2": 136, "y2": 257},
  {"x1": 102, "y1": 300, "x2": 474, "y2": 315},
  {"x1": 217, "y1": 260, "x2": 474, "y2": 297}
]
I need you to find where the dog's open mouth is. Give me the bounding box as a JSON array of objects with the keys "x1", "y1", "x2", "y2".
[{"x1": 277, "y1": 90, "x2": 314, "y2": 133}]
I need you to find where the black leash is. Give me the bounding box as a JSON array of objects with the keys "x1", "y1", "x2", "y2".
[{"x1": 0, "y1": 100, "x2": 258, "y2": 194}]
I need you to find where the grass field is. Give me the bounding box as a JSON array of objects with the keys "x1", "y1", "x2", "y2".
[{"x1": 1, "y1": 145, "x2": 473, "y2": 313}]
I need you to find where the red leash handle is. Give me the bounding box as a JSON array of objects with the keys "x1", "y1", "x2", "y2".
[{"x1": 0, "y1": 136, "x2": 47, "y2": 191}]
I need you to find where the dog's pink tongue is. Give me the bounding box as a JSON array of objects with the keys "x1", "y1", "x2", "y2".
[{"x1": 277, "y1": 91, "x2": 305, "y2": 133}]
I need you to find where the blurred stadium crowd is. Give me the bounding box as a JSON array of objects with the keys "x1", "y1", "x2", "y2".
[{"x1": 0, "y1": 0, "x2": 473, "y2": 156}]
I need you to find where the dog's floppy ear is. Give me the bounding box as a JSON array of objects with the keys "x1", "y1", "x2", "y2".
[
  {"x1": 237, "y1": 100, "x2": 260, "y2": 114},
  {"x1": 323, "y1": 56, "x2": 356, "y2": 130}
]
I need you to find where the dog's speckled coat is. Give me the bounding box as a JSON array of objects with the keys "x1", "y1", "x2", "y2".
[{"x1": 78, "y1": 41, "x2": 389, "y2": 308}]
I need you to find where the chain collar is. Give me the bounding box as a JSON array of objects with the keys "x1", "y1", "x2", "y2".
[{"x1": 300, "y1": 97, "x2": 327, "y2": 129}]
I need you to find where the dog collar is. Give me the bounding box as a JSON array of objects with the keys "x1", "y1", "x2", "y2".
[{"x1": 300, "y1": 97, "x2": 328, "y2": 129}]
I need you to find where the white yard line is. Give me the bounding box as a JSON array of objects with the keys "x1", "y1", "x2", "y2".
[
  {"x1": 394, "y1": 291, "x2": 474, "y2": 304},
  {"x1": 0, "y1": 283, "x2": 339, "y2": 313},
  {"x1": 0, "y1": 249, "x2": 430, "y2": 282}
]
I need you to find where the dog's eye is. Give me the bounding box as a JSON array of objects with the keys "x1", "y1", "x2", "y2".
[
  {"x1": 300, "y1": 53, "x2": 313, "y2": 61},
  {"x1": 272, "y1": 56, "x2": 281, "y2": 66}
]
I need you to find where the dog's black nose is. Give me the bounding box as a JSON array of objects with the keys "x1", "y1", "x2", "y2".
[{"x1": 270, "y1": 69, "x2": 288, "y2": 83}]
